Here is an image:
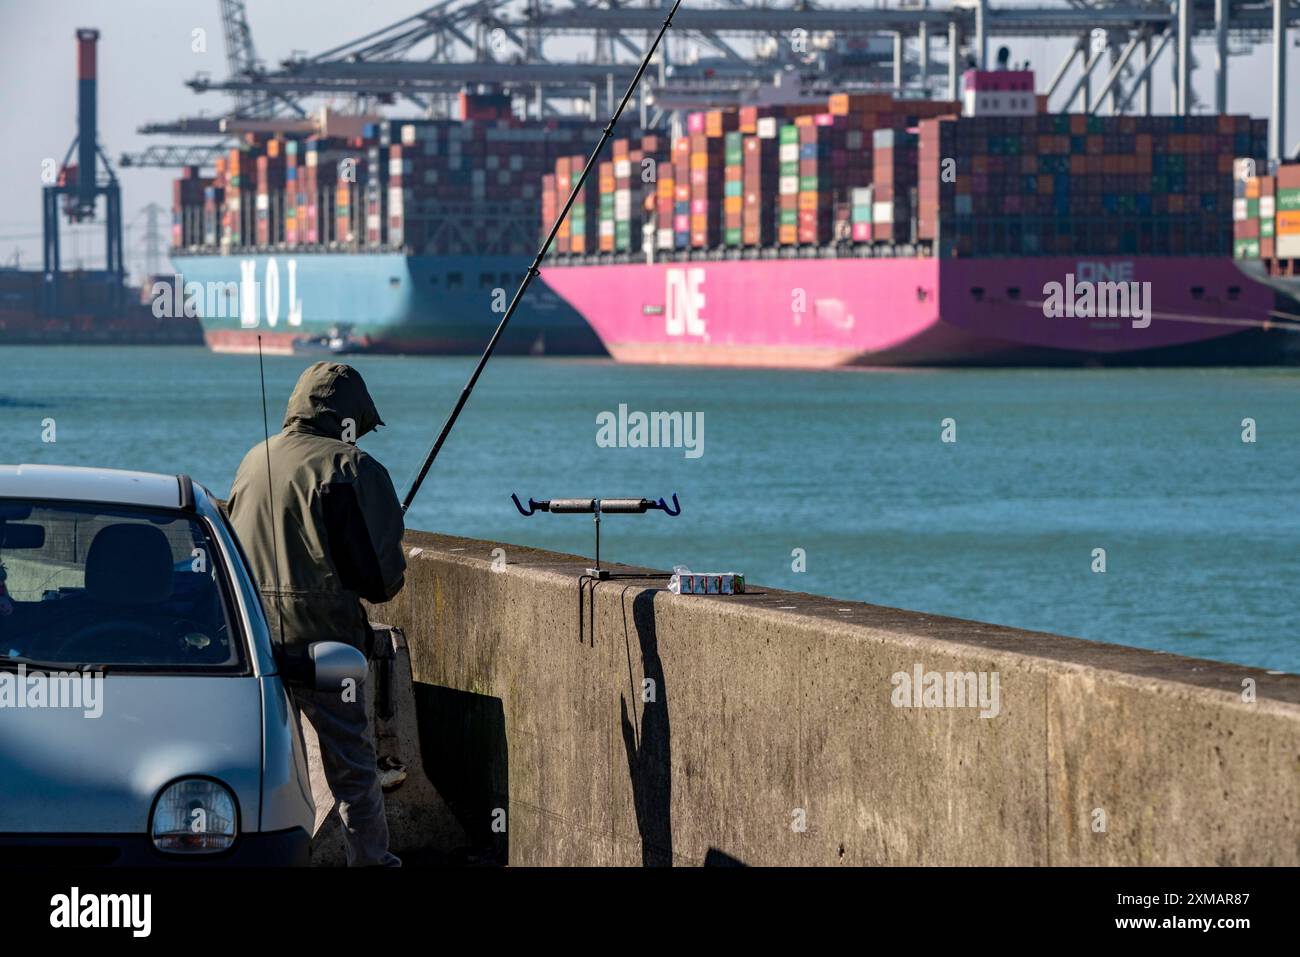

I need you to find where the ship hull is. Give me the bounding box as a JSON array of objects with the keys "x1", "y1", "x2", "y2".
[
  {"x1": 0, "y1": 270, "x2": 202, "y2": 346},
  {"x1": 1232, "y1": 259, "x2": 1300, "y2": 313},
  {"x1": 541, "y1": 255, "x2": 1278, "y2": 367},
  {"x1": 170, "y1": 251, "x2": 607, "y2": 356}
]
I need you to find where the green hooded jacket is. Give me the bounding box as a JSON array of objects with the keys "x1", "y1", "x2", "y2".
[{"x1": 227, "y1": 362, "x2": 406, "y2": 652}]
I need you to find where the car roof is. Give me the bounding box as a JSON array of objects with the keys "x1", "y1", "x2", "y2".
[{"x1": 0, "y1": 464, "x2": 187, "y2": 510}]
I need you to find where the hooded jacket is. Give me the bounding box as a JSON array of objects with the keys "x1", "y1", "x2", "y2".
[{"x1": 227, "y1": 362, "x2": 406, "y2": 651}]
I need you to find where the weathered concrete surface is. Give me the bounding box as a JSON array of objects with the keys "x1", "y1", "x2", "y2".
[{"x1": 371, "y1": 530, "x2": 1300, "y2": 867}]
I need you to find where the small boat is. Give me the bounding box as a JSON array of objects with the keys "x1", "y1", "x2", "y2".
[{"x1": 291, "y1": 325, "x2": 366, "y2": 356}]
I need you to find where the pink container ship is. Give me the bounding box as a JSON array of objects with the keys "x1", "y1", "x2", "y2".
[
  {"x1": 541, "y1": 255, "x2": 1278, "y2": 368},
  {"x1": 537, "y1": 74, "x2": 1284, "y2": 368}
]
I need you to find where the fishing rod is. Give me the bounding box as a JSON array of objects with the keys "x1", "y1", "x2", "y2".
[{"x1": 401, "y1": 0, "x2": 685, "y2": 513}]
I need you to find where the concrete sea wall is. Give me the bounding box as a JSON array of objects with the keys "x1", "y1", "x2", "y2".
[{"x1": 370, "y1": 530, "x2": 1300, "y2": 866}]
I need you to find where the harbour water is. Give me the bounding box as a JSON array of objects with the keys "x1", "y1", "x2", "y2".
[{"x1": 3, "y1": 345, "x2": 1297, "y2": 674}]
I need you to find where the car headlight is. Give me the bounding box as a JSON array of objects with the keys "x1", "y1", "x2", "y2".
[{"x1": 151, "y1": 778, "x2": 238, "y2": 853}]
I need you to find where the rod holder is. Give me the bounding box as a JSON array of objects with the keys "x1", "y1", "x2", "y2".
[{"x1": 511, "y1": 493, "x2": 680, "y2": 578}]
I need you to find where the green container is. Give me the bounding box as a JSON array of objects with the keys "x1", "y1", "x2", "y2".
[
  {"x1": 1246, "y1": 198, "x2": 1260, "y2": 218},
  {"x1": 1277, "y1": 188, "x2": 1300, "y2": 211},
  {"x1": 851, "y1": 205, "x2": 872, "y2": 223},
  {"x1": 1261, "y1": 217, "x2": 1275, "y2": 238},
  {"x1": 779, "y1": 208, "x2": 798, "y2": 226},
  {"x1": 724, "y1": 227, "x2": 742, "y2": 246},
  {"x1": 1234, "y1": 238, "x2": 1260, "y2": 259},
  {"x1": 724, "y1": 180, "x2": 743, "y2": 197},
  {"x1": 779, "y1": 125, "x2": 799, "y2": 144},
  {"x1": 725, "y1": 148, "x2": 743, "y2": 165},
  {"x1": 799, "y1": 175, "x2": 820, "y2": 192},
  {"x1": 779, "y1": 161, "x2": 798, "y2": 177},
  {"x1": 615, "y1": 222, "x2": 631, "y2": 248}
]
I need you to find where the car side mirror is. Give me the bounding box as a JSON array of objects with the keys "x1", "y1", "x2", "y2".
[{"x1": 306, "y1": 641, "x2": 368, "y2": 692}]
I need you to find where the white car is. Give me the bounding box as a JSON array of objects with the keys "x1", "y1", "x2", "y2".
[{"x1": 0, "y1": 464, "x2": 365, "y2": 865}]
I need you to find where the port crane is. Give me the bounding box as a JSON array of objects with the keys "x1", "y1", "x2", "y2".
[
  {"x1": 133, "y1": 1, "x2": 1298, "y2": 167},
  {"x1": 43, "y1": 29, "x2": 125, "y2": 317},
  {"x1": 120, "y1": 0, "x2": 307, "y2": 169}
]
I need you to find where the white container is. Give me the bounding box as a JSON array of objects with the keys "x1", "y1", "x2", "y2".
[{"x1": 1276, "y1": 233, "x2": 1300, "y2": 259}]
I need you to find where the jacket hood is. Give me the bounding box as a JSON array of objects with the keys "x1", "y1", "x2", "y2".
[{"x1": 282, "y1": 362, "x2": 384, "y2": 440}]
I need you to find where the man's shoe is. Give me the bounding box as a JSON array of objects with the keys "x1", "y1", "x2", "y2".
[{"x1": 377, "y1": 754, "x2": 407, "y2": 792}]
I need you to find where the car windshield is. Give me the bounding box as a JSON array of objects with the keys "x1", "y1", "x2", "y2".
[{"x1": 0, "y1": 499, "x2": 244, "y2": 671}]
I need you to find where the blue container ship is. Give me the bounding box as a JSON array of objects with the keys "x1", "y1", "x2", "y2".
[
  {"x1": 169, "y1": 99, "x2": 616, "y2": 356},
  {"x1": 169, "y1": 250, "x2": 604, "y2": 356}
]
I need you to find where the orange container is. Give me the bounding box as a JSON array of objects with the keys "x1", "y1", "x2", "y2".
[{"x1": 1276, "y1": 210, "x2": 1300, "y2": 235}]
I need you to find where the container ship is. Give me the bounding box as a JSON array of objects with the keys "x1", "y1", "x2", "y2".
[
  {"x1": 169, "y1": 93, "x2": 615, "y2": 356},
  {"x1": 1231, "y1": 159, "x2": 1300, "y2": 321},
  {"x1": 0, "y1": 269, "x2": 202, "y2": 346},
  {"x1": 539, "y1": 71, "x2": 1285, "y2": 367}
]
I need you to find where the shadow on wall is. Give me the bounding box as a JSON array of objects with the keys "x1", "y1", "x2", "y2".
[
  {"x1": 619, "y1": 588, "x2": 673, "y2": 866},
  {"x1": 412, "y1": 683, "x2": 509, "y2": 865}
]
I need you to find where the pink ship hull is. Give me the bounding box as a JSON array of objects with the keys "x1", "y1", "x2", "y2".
[{"x1": 541, "y1": 256, "x2": 1275, "y2": 367}]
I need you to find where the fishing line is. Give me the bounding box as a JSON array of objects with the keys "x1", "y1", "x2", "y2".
[{"x1": 257, "y1": 335, "x2": 285, "y2": 647}]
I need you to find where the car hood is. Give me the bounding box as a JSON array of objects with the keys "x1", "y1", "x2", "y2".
[{"x1": 0, "y1": 674, "x2": 263, "y2": 834}]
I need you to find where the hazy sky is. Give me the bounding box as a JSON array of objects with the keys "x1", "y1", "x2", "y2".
[{"x1": 0, "y1": 1, "x2": 1294, "y2": 279}]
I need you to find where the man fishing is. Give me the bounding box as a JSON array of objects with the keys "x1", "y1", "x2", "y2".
[{"x1": 228, "y1": 361, "x2": 406, "y2": 867}]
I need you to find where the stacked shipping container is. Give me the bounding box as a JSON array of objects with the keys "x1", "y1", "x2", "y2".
[
  {"x1": 547, "y1": 134, "x2": 667, "y2": 254},
  {"x1": 179, "y1": 89, "x2": 1274, "y2": 266},
  {"x1": 172, "y1": 167, "x2": 210, "y2": 248},
  {"x1": 172, "y1": 94, "x2": 612, "y2": 258},
  {"x1": 1235, "y1": 162, "x2": 1300, "y2": 262},
  {"x1": 544, "y1": 92, "x2": 966, "y2": 256},
  {"x1": 918, "y1": 113, "x2": 1268, "y2": 256}
]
